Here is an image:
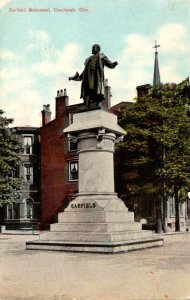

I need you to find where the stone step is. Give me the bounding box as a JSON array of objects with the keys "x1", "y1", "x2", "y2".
[
  {"x1": 26, "y1": 237, "x2": 164, "y2": 253},
  {"x1": 40, "y1": 230, "x2": 152, "y2": 242},
  {"x1": 58, "y1": 211, "x2": 134, "y2": 223},
  {"x1": 50, "y1": 222, "x2": 141, "y2": 232}
]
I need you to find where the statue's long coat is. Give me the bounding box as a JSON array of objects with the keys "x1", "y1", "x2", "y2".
[{"x1": 78, "y1": 53, "x2": 116, "y2": 101}]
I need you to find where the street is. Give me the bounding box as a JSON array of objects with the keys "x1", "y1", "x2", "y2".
[{"x1": 0, "y1": 233, "x2": 190, "y2": 300}]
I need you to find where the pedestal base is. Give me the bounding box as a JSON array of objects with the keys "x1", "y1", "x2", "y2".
[{"x1": 26, "y1": 195, "x2": 164, "y2": 253}]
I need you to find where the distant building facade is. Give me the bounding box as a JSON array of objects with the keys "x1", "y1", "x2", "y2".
[
  {"x1": 3, "y1": 126, "x2": 40, "y2": 230},
  {"x1": 111, "y1": 101, "x2": 134, "y2": 114}
]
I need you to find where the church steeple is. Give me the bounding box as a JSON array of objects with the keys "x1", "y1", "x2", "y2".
[{"x1": 152, "y1": 40, "x2": 161, "y2": 90}]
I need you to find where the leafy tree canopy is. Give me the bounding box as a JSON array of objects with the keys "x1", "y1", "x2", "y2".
[
  {"x1": 116, "y1": 79, "x2": 190, "y2": 208},
  {"x1": 0, "y1": 110, "x2": 21, "y2": 206}
]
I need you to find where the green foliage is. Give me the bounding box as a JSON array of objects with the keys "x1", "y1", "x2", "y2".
[
  {"x1": 0, "y1": 110, "x2": 21, "y2": 206},
  {"x1": 115, "y1": 79, "x2": 190, "y2": 211}
]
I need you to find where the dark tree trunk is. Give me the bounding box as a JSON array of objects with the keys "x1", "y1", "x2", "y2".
[
  {"x1": 160, "y1": 195, "x2": 164, "y2": 232},
  {"x1": 163, "y1": 196, "x2": 168, "y2": 233},
  {"x1": 174, "y1": 185, "x2": 180, "y2": 232},
  {"x1": 156, "y1": 195, "x2": 163, "y2": 234},
  {"x1": 161, "y1": 182, "x2": 168, "y2": 233}
]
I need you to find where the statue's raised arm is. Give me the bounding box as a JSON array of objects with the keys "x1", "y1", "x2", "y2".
[
  {"x1": 68, "y1": 44, "x2": 118, "y2": 108},
  {"x1": 69, "y1": 72, "x2": 80, "y2": 81}
]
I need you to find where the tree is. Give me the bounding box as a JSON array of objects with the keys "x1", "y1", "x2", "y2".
[
  {"x1": 156, "y1": 80, "x2": 190, "y2": 231},
  {"x1": 115, "y1": 92, "x2": 163, "y2": 224},
  {"x1": 115, "y1": 79, "x2": 190, "y2": 232},
  {"x1": 0, "y1": 110, "x2": 21, "y2": 206}
]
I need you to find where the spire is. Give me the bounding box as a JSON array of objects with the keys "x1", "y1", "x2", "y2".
[{"x1": 152, "y1": 40, "x2": 161, "y2": 90}]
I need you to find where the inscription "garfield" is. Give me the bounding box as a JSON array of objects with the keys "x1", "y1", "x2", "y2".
[{"x1": 71, "y1": 203, "x2": 96, "y2": 208}]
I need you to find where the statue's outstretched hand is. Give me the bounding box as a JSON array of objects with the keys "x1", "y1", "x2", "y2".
[
  {"x1": 69, "y1": 72, "x2": 79, "y2": 81},
  {"x1": 114, "y1": 61, "x2": 118, "y2": 66}
]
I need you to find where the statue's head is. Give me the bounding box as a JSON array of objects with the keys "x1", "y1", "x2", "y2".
[{"x1": 92, "y1": 44, "x2": 101, "y2": 54}]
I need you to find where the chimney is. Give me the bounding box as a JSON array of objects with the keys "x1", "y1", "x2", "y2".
[
  {"x1": 136, "y1": 84, "x2": 151, "y2": 99},
  {"x1": 41, "y1": 104, "x2": 51, "y2": 126},
  {"x1": 56, "y1": 88, "x2": 69, "y2": 118},
  {"x1": 102, "y1": 79, "x2": 111, "y2": 109}
]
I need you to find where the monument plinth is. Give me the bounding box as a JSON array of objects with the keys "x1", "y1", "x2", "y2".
[
  {"x1": 26, "y1": 109, "x2": 163, "y2": 253},
  {"x1": 66, "y1": 109, "x2": 125, "y2": 195}
]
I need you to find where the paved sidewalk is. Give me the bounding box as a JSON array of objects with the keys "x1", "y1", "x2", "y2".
[{"x1": 0, "y1": 233, "x2": 190, "y2": 300}]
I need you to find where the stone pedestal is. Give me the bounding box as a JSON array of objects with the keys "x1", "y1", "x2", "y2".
[{"x1": 26, "y1": 109, "x2": 163, "y2": 253}]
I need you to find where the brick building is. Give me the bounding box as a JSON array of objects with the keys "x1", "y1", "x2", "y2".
[{"x1": 111, "y1": 101, "x2": 134, "y2": 114}]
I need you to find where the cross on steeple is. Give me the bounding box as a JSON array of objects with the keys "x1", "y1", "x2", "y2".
[{"x1": 152, "y1": 40, "x2": 160, "y2": 53}]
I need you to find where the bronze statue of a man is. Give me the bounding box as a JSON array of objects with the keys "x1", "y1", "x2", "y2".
[{"x1": 69, "y1": 44, "x2": 118, "y2": 108}]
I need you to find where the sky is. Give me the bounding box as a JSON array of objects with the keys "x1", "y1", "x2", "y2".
[{"x1": 0, "y1": 0, "x2": 190, "y2": 127}]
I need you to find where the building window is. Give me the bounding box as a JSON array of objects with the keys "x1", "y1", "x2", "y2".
[
  {"x1": 179, "y1": 203, "x2": 183, "y2": 216},
  {"x1": 69, "y1": 113, "x2": 73, "y2": 125},
  {"x1": 7, "y1": 170, "x2": 14, "y2": 178},
  {"x1": 6, "y1": 204, "x2": 18, "y2": 219},
  {"x1": 170, "y1": 197, "x2": 175, "y2": 217},
  {"x1": 69, "y1": 161, "x2": 78, "y2": 181},
  {"x1": 24, "y1": 198, "x2": 33, "y2": 219},
  {"x1": 68, "y1": 140, "x2": 77, "y2": 152},
  {"x1": 7, "y1": 205, "x2": 13, "y2": 219},
  {"x1": 24, "y1": 165, "x2": 33, "y2": 183},
  {"x1": 13, "y1": 205, "x2": 18, "y2": 219},
  {"x1": 170, "y1": 198, "x2": 184, "y2": 217},
  {"x1": 23, "y1": 136, "x2": 33, "y2": 154}
]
